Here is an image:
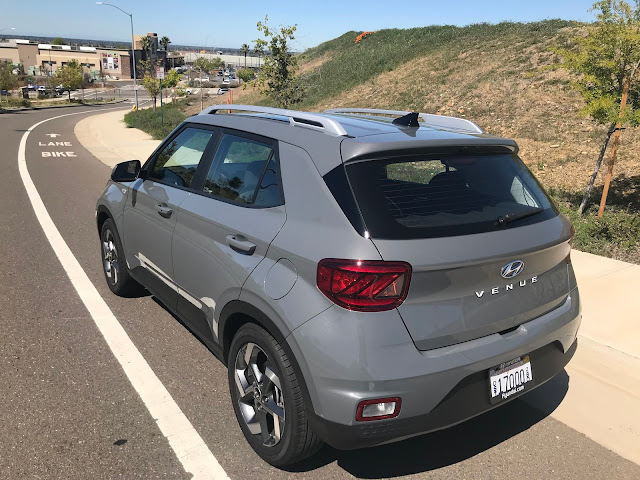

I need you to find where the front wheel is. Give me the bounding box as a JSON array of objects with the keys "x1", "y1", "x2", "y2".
[
  {"x1": 228, "y1": 323, "x2": 323, "y2": 466},
  {"x1": 100, "y1": 218, "x2": 141, "y2": 296}
]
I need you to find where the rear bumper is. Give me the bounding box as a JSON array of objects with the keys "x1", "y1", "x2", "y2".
[
  {"x1": 288, "y1": 288, "x2": 581, "y2": 450},
  {"x1": 307, "y1": 339, "x2": 576, "y2": 450}
]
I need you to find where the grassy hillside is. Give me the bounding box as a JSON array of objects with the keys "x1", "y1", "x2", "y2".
[{"x1": 229, "y1": 20, "x2": 640, "y2": 262}]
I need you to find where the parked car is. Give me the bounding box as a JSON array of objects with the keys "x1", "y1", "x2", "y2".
[
  {"x1": 185, "y1": 87, "x2": 194, "y2": 95},
  {"x1": 97, "y1": 105, "x2": 581, "y2": 467},
  {"x1": 0, "y1": 89, "x2": 10, "y2": 96},
  {"x1": 216, "y1": 88, "x2": 229, "y2": 95},
  {"x1": 55, "y1": 84, "x2": 67, "y2": 95},
  {"x1": 222, "y1": 77, "x2": 230, "y2": 85}
]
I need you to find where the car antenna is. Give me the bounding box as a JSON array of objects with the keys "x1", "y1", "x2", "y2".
[{"x1": 392, "y1": 112, "x2": 420, "y2": 127}]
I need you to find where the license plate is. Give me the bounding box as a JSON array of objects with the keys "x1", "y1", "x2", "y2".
[{"x1": 488, "y1": 355, "x2": 534, "y2": 404}]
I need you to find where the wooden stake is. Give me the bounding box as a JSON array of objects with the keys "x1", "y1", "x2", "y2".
[{"x1": 598, "y1": 75, "x2": 630, "y2": 218}]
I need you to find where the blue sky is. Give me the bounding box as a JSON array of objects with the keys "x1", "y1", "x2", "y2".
[{"x1": 4, "y1": 0, "x2": 598, "y2": 50}]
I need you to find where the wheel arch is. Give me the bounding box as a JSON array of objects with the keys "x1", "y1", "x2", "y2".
[
  {"x1": 218, "y1": 300, "x2": 318, "y2": 415},
  {"x1": 219, "y1": 300, "x2": 289, "y2": 364},
  {"x1": 96, "y1": 204, "x2": 114, "y2": 236}
]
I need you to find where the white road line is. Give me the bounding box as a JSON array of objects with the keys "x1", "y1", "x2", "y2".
[{"x1": 18, "y1": 108, "x2": 229, "y2": 480}]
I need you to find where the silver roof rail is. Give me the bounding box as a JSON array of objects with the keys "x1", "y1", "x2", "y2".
[
  {"x1": 200, "y1": 104, "x2": 348, "y2": 136},
  {"x1": 323, "y1": 108, "x2": 484, "y2": 134}
]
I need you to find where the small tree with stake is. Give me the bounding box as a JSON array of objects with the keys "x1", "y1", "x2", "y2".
[
  {"x1": 140, "y1": 59, "x2": 161, "y2": 111},
  {"x1": 557, "y1": 0, "x2": 640, "y2": 216},
  {"x1": 254, "y1": 16, "x2": 305, "y2": 109},
  {"x1": 53, "y1": 60, "x2": 83, "y2": 102}
]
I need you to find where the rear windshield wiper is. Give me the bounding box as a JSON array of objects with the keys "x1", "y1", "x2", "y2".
[{"x1": 496, "y1": 207, "x2": 543, "y2": 226}]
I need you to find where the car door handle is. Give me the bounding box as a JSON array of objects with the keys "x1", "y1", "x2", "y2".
[
  {"x1": 156, "y1": 203, "x2": 173, "y2": 218},
  {"x1": 226, "y1": 234, "x2": 256, "y2": 255}
]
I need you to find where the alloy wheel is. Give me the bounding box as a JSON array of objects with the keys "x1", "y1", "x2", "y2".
[
  {"x1": 234, "y1": 342, "x2": 286, "y2": 447},
  {"x1": 102, "y1": 229, "x2": 119, "y2": 286}
]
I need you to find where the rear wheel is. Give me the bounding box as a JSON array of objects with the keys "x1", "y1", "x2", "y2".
[
  {"x1": 228, "y1": 323, "x2": 322, "y2": 466},
  {"x1": 100, "y1": 218, "x2": 140, "y2": 296}
]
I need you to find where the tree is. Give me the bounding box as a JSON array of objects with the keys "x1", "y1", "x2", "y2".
[
  {"x1": 237, "y1": 67, "x2": 254, "y2": 88},
  {"x1": 140, "y1": 59, "x2": 161, "y2": 110},
  {"x1": 163, "y1": 69, "x2": 182, "y2": 88},
  {"x1": 139, "y1": 36, "x2": 152, "y2": 61},
  {"x1": 254, "y1": 16, "x2": 305, "y2": 108},
  {"x1": 0, "y1": 61, "x2": 18, "y2": 103},
  {"x1": 240, "y1": 43, "x2": 250, "y2": 67},
  {"x1": 53, "y1": 60, "x2": 83, "y2": 101},
  {"x1": 557, "y1": 0, "x2": 640, "y2": 215},
  {"x1": 51, "y1": 37, "x2": 65, "y2": 45},
  {"x1": 160, "y1": 36, "x2": 171, "y2": 70},
  {"x1": 253, "y1": 42, "x2": 264, "y2": 69},
  {"x1": 160, "y1": 36, "x2": 171, "y2": 51}
]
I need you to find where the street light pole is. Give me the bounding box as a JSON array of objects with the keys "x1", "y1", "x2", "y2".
[{"x1": 95, "y1": 2, "x2": 138, "y2": 110}]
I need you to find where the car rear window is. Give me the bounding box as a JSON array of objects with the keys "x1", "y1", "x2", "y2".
[{"x1": 341, "y1": 153, "x2": 557, "y2": 239}]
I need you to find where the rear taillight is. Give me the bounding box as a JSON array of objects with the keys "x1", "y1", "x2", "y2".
[
  {"x1": 317, "y1": 259, "x2": 411, "y2": 312},
  {"x1": 566, "y1": 225, "x2": 575, "y2": 264}
]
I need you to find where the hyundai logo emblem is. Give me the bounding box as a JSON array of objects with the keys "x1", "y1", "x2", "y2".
[{"x1": 501, "y1": 260, "x2": 524, "y2": 279}]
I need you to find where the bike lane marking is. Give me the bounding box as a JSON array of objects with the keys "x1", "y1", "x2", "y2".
[{"x1": 18, "y1": 108, "x2": 230, "y2": 480}]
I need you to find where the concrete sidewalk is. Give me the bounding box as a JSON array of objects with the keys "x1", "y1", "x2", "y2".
[
  {"x1": 524, "y1": 250, "x2": 640, "y2": 465},
  {"x1": 75, "y1": 109, "x2": 161, "y2": 168},
  {"x1": 75, "y1": 109, "x2": 640, "y2": 465}
]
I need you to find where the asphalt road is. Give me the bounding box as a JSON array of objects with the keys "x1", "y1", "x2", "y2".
[{"x1": 1, "y1": 105, "x2": 639, "y2": 479}]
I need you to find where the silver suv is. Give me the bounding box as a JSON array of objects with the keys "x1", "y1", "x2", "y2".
[{"x1": 96, "y1": 105, "x2": 581, "y2": 466}]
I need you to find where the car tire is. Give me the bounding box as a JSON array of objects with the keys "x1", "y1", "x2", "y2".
[
  {"x1": 100, "y1": 218, "x2": 141, "y2": 296},
  {"x1": 228, "y1": 323, "x2": 323, "y2": 466}
]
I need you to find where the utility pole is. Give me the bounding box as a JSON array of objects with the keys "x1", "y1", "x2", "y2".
[
  {"x1": 597, "y1": 75, "x2": 630, "y2": 218},
  {"x1": 96, "y1": 2, "x2": 138, "y2": 110}
]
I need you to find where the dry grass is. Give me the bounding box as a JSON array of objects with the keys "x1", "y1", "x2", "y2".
[{"x1": 310, "y1": 28, "x2": 640, "y2": 201}]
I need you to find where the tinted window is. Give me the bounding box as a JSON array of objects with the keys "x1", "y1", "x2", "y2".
[
  {"x1": 342, "y1": 154, "x2": 556, "y2": 239},
  {"x1": 150, "y1": 128, "x2": 213, "y2": 188},
  {"x1": 202, "y1": 134, "x2": 281, "y2": 207}
]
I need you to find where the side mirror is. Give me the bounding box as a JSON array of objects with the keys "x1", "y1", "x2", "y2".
[{"x1": 111, "y1": 160, "x2": 141, "y2": 182}]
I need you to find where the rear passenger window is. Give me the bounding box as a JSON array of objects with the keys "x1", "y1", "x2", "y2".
[
  {"x1": 150, "y1": 128, "x2": 213, "y2": 188},
  {"x1": 202, "y1": 134, "x2": 282, "y2": 207}
]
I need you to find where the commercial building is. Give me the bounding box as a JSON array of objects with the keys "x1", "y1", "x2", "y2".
[
  {"x1": 0, "y1": 34, "x2": 184, "y2": 80},
  {"x1": 0, "y1": 38, "x2": 131, "y2": 79}
]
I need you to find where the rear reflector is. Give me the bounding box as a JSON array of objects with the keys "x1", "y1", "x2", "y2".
[
  {"x1": 356, "y1": 397, "x2": 402, "y2": 421},
  {"x1": 317, "y1": 259, "x2": 412, "y2": 312}
]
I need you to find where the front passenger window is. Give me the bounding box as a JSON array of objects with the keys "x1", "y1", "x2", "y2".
[{"x1": 150, "y1": 128, "x2": 213, "y2": 188}]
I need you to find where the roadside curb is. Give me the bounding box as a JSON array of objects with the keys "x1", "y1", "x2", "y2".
[{"x1": 0, "y1": 99, "x2": 128, "y2": 114}]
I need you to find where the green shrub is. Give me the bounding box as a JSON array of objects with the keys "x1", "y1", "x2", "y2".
[
  {"x1": 1, "y1": 97, "x2": 32, "y2": 108},
  {"x1": 124, "y1": 102, "x2": 188, "y2": 139},
  {"x1": 554, "y1": 195, "x2": 640, "y2": 257}
]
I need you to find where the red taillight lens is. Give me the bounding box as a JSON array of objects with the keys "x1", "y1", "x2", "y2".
[
  {"x1": 317, "y1": 259, "x2": 412, "y2": 312},
  {"x1": 566, "y1": 225, "x2": 575, "y2": 264}
]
